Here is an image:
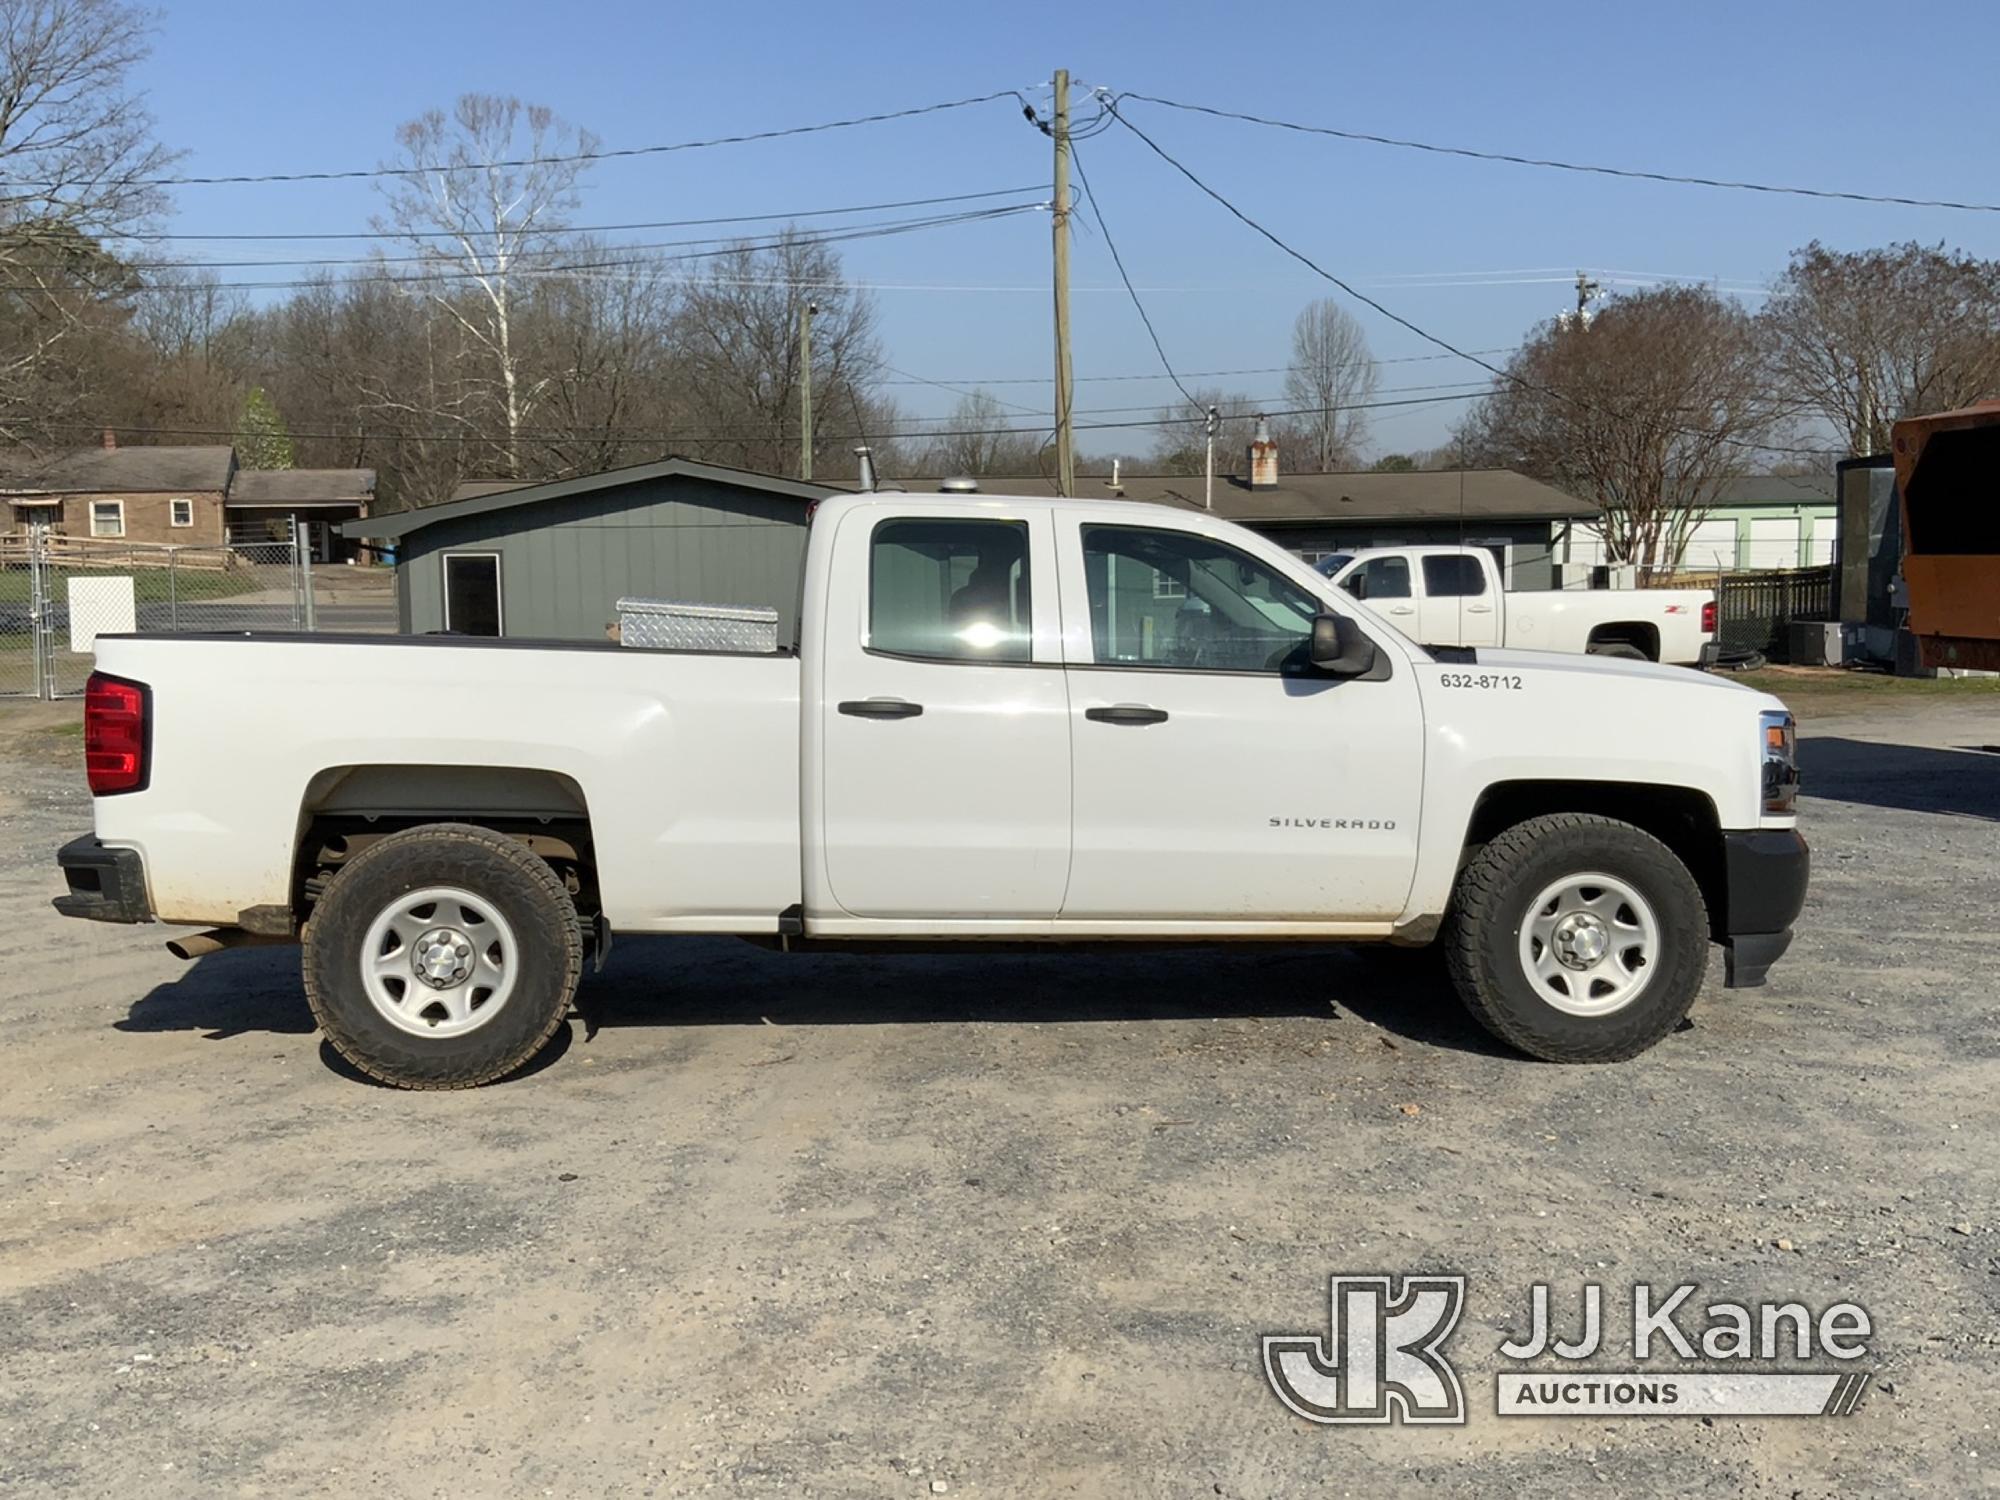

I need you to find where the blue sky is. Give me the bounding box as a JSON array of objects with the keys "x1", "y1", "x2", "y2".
[{"x1": 134, "y1": 0, "x2": 2000, "y2": 460}]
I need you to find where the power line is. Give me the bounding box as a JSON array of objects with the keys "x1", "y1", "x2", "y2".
[
  {"x1": 1119, "y1": 91, "x2": 2000, "y2": 215},
  {"x1": 34, "y1": 390, "x2": 1490, "y2": 451},
  {"x1": 1100, "y1": 97, "x2": 1822, "y2": 458},
  {"x1": 99, "y1": 185, "x2": 1049, "y2": 243},
  {"x1": 0, "y1": 204, "x2": 1045, "y2": 295},
  {"x1": 104, "y1": 202, "x2": 1050, "y2": 272},
  {"x1": 878, "y1": 348, "x2": 1519, "y2": 387},
  {"x1": 1069, "y1": 138, "x2": 1199, "y2": 408},
  {"x1": 1, "y1": 92, "x2": 1029, "y2": 189}
]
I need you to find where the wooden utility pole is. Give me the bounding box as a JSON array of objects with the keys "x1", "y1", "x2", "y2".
[
  {"x1": 1051, "y1": 69, "x2": 1075, "y2": 497},
  {"x1": 1573, "y1": 270, "x2": 1600, "y2": 328},
  {"x1": 799, "y1": 299, "x2": 817, "y2": 481}
]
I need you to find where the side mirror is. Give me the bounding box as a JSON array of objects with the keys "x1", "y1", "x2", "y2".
[{"x1": 1310, "y1": 612, "x2": 1378, "y2": 677}]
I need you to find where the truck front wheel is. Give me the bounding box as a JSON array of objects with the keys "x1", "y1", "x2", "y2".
[
  {"x1": 301, "y1": 823, "x2": 583, "y2": 1089},
  {"x1": 1444, "y1": 814, "x2": 1708, "y2": 1062}
]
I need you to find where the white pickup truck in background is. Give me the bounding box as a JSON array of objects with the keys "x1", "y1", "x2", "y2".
[
  {"x1": 56, "y1": 492, "x2": 1804, "y2": 1089},
  {"x1": 1318, "y1": 545, "x2": 1717, "y2": 664}
]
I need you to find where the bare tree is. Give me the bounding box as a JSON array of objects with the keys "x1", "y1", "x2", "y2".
[
  {"x1": 1456, "y1": 286, "x2": 1785, "y2": 577},
  {"x1": 673, "y1": 232, "x2": 888, "y2": 478},
  {"x1": 1149, "y1": 387, "x2": 1262, "y2": 474},
  {"x1": 374, "y1": 95, "x2": 596, "y2": 478},
  {"x1": 520, "y1": 250, "x2": 684, "y2": 477},
  {"x1": 0, "y1": 0, "x2": 176, "y2": 448},
  {"x1": 1762, "y1": 241, "x2": 2000, "y2": 455},
  {"x1": 1281, "y1": 299, "x2": 1378, "y2": 470},
  {"x1": 918, "y1": 390, "x2": 1048, "y2": 476}
]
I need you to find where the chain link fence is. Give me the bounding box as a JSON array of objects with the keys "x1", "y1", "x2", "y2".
[{"x1": 0, "y1": 524, "x2": 337, "y2": 698}]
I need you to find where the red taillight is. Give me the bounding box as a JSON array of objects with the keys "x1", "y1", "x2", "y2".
[
  {"x1": 1701, "y1": 599, "x2": 1717, "y2": 634},
  {"x1": 84, "y1": 672, "x2": 148, "y2": 795}
]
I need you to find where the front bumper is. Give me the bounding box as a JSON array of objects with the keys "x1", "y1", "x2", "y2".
[
  {"x1": 53, "y1": 835, "x2": 153, "y2": 925},
  {"x1": 1719, "y1": 828, "x2": 1808, "y2": 987}
]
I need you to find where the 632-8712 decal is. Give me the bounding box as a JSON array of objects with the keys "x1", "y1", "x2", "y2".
[{"x1": 1438, "y1": 672, "x2": 1524, "y2": 690}]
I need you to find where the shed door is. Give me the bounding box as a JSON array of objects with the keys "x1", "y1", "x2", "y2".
[{"x1": 443, "y1": 554, "x2": 503, "y2": 636}]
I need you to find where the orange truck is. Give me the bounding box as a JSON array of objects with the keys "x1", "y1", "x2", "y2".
[{"x1": 1893, "y1": 400, "x2": 2000, "y2": 672}]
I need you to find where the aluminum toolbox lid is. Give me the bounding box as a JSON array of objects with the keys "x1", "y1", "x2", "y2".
[{"x1": 614, "y1": 597, "x2": 779, "y2": 624}]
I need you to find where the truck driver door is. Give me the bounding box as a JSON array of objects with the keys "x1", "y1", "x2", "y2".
[{"x1": 1056, "y1": 520, "x2": 1425, "y2": 923}]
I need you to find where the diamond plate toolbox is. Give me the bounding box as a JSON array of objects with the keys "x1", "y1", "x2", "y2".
[{"x1": 616, "y1": 597, "x2": 781, "y2": 653}]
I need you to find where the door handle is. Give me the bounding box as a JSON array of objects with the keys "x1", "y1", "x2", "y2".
[
  {"x1": 1085, "y1": 704, "x2": 1169, "y2": 726},
  {"x1": 1388, "y1": 605, "x2": 1416, "y2": 615},
  {"x1": 838, "y1": 697, "x2": 923, "y2": 719},
  {"x1": 1466, "y1": 604, "x2": 1494, "y2": 613}
]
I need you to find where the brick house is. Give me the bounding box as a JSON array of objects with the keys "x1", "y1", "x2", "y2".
[
  {"x1": 3, "y1": 440, "x2": 235, "y2": 545},
  {"x1": 2, "y1": 434, "x2": 375, "y2": 560}
]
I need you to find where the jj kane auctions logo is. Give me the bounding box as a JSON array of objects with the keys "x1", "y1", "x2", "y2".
[{"x1": 1264, "y1": 1275, "x2": 1874, "y2": 1423}]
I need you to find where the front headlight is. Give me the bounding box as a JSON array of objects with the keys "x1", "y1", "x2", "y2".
[{"x1": 1760, "y1": 709, "x2": 1798, "y2": 815}]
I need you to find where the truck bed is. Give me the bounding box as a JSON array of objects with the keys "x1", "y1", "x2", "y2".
[{"x1": 87, "y1": 633, "x2": 805, "y2": 932}]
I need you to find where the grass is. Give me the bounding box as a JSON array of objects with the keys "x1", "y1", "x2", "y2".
[
  {"x1": 1731, "y1": 665, "x2": 2000, "y2": 717},
  {"x1": 0, "y1": 566, "x2": 260, "y2": 604}
]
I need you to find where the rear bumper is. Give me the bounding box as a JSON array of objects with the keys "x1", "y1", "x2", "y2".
[
  {"x1": 1719, "y1": 828, "x2": 1808, "y2": 987},
  {"x1": 53, "y1": 835, "x2": 153, "y2": 925}
]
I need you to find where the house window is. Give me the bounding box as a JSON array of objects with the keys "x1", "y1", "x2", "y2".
[
  {"x1": 90, "y1": 501, "x2": 125, "y2": 538},
  {"x1": 170, "y1": 498, "x2": 194, "y2": 528},
  {"x1": 442, "y1": 553, "x2": 503, "y2": 636}
]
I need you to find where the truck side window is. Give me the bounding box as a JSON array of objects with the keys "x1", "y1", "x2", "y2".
[
  {"x1": 1081, "y1": 525, "x2": 1318, "y2": 673},
  {"x1": 868, "y1": 518, "x2": 1032, "y2": 663},
  {"x1": 1344, "y1": 555, "x2": 1411, "y2": 601},
  {"x1": 1421, "y1": 554, "x2": 1487, "y2": 597}
]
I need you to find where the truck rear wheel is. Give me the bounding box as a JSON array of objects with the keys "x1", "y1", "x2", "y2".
[
  {"x1": 1444, "y1": 814, "x2": 1708, "y2": 1062},
  {"x1": 301, "y1": 823, "x2": 583, "y2": 1089}
]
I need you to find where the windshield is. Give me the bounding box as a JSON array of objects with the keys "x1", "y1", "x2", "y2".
[{"x1": 1314, "y1": 553, "x2": 1355, "y2": 578}]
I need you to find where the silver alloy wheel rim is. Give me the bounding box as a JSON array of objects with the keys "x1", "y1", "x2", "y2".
[
  {"x1": 359, "y1": 885, "x2": 519, "y2": 1039},
  {"x1": 1517, "y1": 871, "x2": 1660, "y2": 1017}
]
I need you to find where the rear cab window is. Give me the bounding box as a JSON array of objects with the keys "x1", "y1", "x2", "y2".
[
  {"x1": 1421, "y1": 554, "x2": 1487, "y2": 598},
  {"x1": 867, "y1": 518, "x2": 1032, "y2": 663}
]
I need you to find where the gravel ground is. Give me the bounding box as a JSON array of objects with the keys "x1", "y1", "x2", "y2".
[{"x1": 1, "y1": 692, "x2": 1996, "y2": 1498}]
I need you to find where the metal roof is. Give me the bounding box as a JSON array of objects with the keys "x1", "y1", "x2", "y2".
[{"x1": 342, "y1": 457, "x2": 837, "y2": 540}]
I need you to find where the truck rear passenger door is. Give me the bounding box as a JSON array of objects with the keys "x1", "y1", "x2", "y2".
[
  {"x1": 1417, "y1": 553, "x2": 1501, "y2": 649},
  {"x1": 815, "y1": 504, "x2": 1072, "y2": 920}
]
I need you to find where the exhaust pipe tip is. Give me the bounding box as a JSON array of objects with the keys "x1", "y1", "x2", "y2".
[
  {"x1": 166, "y1": 931, "x2": 229, "y2": 960},
  {"x1": 167, "y1": 927, "x2": 292, "y2": 960}
]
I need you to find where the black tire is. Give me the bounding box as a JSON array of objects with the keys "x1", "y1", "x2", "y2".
[
  {"x1": 1587, "y1": 641, "x2": 1650, "y2": 661},
  {"x1": 1443, "y1": 814, "x2": 1708, "y2": 1063},
  {"x1": 302, "y1": 822, "x2": 582, "y2": 1089}
]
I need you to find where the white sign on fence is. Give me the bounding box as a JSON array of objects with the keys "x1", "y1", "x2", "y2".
[{"x1": 68, "y1": 576, "x2": 137, "y2": 653}]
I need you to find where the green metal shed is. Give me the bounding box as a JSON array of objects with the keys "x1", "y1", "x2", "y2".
[{"x1": 339, "y1": 459, "x2": 834, "y2": 643}]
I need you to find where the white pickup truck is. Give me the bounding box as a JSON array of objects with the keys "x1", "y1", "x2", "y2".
[
  {"x1": 1317, "y1": 546, "x2": 1717, "y2": 664},
  {"x1": 55, "y1": 492, "x2": 1806, "y2": 1089}
]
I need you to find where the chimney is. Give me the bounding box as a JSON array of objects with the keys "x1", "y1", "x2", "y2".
[
  {"x1": 854, "y1": 445, "x2": 876, "y2": 493},
  {"x1": 101, "y1": 426, "x2": 117, "y2": 451},
  {"x1": 1248, "y1": 416, "x2": 1278, "y2": 490},
  {"x1": 1106, "y1": 458, "x2": 1124, "y2": 495}
]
